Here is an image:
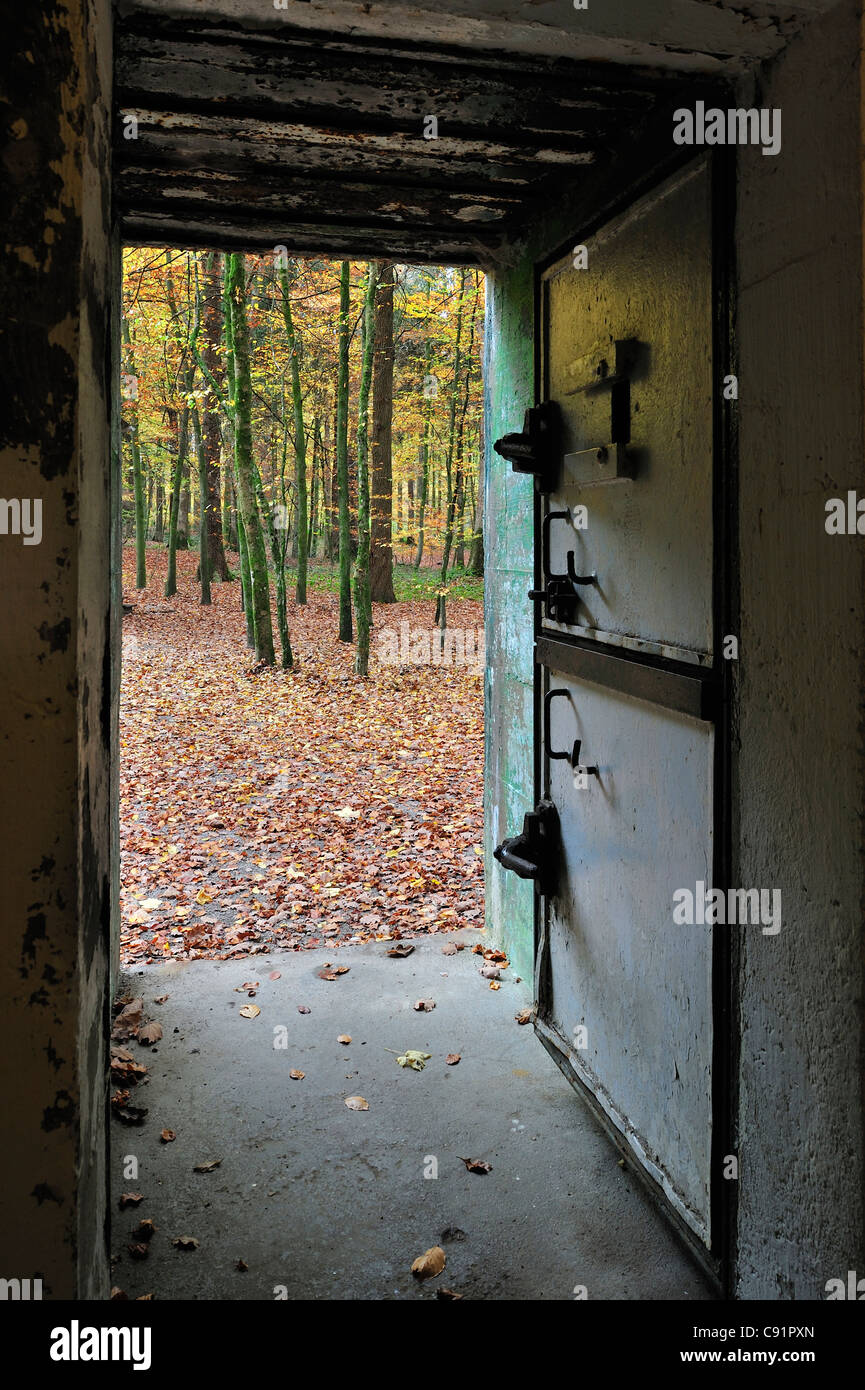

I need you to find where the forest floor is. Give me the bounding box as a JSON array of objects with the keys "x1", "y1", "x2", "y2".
[{"x1": 120, "y1": 546, "x2": 484, "y2": 966}]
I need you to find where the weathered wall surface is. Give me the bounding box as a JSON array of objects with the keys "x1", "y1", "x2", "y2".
[
  {"x1": 483, "y1": 260, "x2": 536, "y2": 982},
  {"x1": 734, "y1": 0, "x2": 865, "y2": 1296},
  {"x1": 0, "y1": 0, "x2": 114, "y2": 1298}
]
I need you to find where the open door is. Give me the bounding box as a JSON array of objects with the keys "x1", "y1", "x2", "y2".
[{"x1": 494, "y1": 157, "x2": 730, "y2": 1273}]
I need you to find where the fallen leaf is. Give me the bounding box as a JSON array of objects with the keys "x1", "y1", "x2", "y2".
[
  {"x1": 396, "y1": 1050, "x2": 431, "y2": 1070},
  {"x1": 128, "y1": 1243, "x2": 149, "y2": 1261},
  {"x1": 192, "y1": 1159, "x2": 222, "y2": 1173},
  {"x1": 441, "y1": 944, "x2": 458, "y2": 956},
  {"x1": 344, "y1": 1095, "x2": 369, "y2": 1111},
  {"x1": 195, "y1": 889, "x2": 212, "y2": 905},
  {"x1": 411, "y1": 1245, "x2": 446, "y2": 1280},
  {"x1": 138, "y1": 1021, "x2": 163, "y2": 1046},
  {"x1": 335, "y1": 966, "x2": 350, "y2": 975},
  {"x1": 134, "y1": 1219, "x2": 156, "y2": 1242},
  {"x1": 480, "y1": 965, "x2": 502, "y2": 979},
  {"x1": 446, "y1": 1053, "x2": 461, "y2": 1066},
  {"x1": 436, "y1": 1288, "x2": 464, "y2": 1300},
  {"x1": 334, "y1": 806, "x2": 361, "y2": 820},
  {"x1": 289, "y1": 1069, "x2": 305, "y2": 1080},
  {"x1": 235, "y1": 1259, "x2": 249, "y2": 1272},
  {"x1": 337, "y1": 1035, "x2": 352, "y2": 1045},
  {"x1": 110, "y1": 1288, "x2": 128, "y2": 1300},
  {"x1": 269, "y1": 971, "x2": 281, "y2": 980},
  {"x1": 239, "y1": 1004, "x2": 261, "y2": 1019},
  {"x1": 515, "y1": 1008, "x2": 533, "y2": 1026},
  {"x1": 153, "y1": 995, "x2": 169, "y2": 1005},
  {"x1": 113, "y1": 1105, "x2": 148, "y2": 1126},
  {"x1": 414, "y1": 998, "x2": 436, "y2": 1012},
  {"x1": 160, "y1": 1129, "x2": 176, "y2": 1144},
  {"x1": 297, "y1": 1005, "x2": 311, "y2": 1014},
  {"x1": 172, "y1": 1236, "x2": 199, "y2": 1251},
  {"x1": 111, "y1": 998, "x2": 144, "y2": 1041},
  {"x1": 387, "y1": 943, "x2": 414, "y2": 957},
  {"x1": 118, "y1": 1193, "x2": 144, "y2": 1210},
  {"x1": 458, "y1": 1156, "x2": 492, "y2": 1174},
  {"x1": 136, "y1": 1294, "x2": 155, "y2": 1301}
]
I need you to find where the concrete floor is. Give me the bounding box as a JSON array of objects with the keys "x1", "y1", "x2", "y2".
[{"x1": 111, "y1": 932, "x2": 714, "y2": 1301}]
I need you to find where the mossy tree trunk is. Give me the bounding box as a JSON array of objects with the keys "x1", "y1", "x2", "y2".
[{"x1": 353, "y1": 264, "x2": 378, "y2": 675}]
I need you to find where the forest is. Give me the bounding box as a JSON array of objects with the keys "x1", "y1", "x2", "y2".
[
  {"x1": 122, "y1": 250, "x2": 485, "y2": 673},
  {"x1": 120, "y1": 252, "x2": 486, "y2": 965}
]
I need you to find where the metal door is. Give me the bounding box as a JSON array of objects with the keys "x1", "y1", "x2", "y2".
[{"x1": 494, "y1": 158, "x2": 726, "y2": 1262}]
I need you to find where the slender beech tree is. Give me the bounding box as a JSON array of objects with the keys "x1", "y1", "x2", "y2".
[
  {"x1": 200, "y1": 252, "x2": 232, "y2": 581},
  {"x1": 222, "y1": 257, "x2": 254, "y2": 645},
  {"x1": 226, "y1": 253, "x2": 275, "y2": 665},
  {"x1": 336, "y1": 260, "x2": 353, "y2": 641},
  {"x1": 353, "y1": 264, "x2": 378, "y2": 675},
  {"x1": 414, "y1": 281, "x2": 435, "y2": 570},
  {"x1": 278, "y1": 257, "x2": 309, "y2": 604},
  {"x1": 450, "y1": 272, "x2": 482, "y2": 574},
  {"x1": 435, "y1": 268, "x2": 467, "y2": 625},
  {"x1": 468, "y1": 421, "x2": 485, "y2": 576},
  {"x1": 121, "y1": 316, "x2": 147, "y2": 588},
  {"x1": 370, "y1": 262, "x2": 396, "y2": 602}
]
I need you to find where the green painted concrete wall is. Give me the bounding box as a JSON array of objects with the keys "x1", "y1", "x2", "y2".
[{"x1": 483, "y1": 257, "x2": 537, "y2": 983}]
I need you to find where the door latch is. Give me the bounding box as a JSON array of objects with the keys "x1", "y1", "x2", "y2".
[
  {"x1": 544, "y1": 690, "x2": 599, "y2": 776},
  {"x1": 493, "y1": 401, "x2": 561, "y2": 494},
  {"x1": 493, "y1": 800, "x2": 560, "y2": 896},
  {"x1": 562, "y1": 338, "x2": 641, "y2": 484},
  {"x1": 528, "y1": 510, "x2": 596, "y2": 624}
]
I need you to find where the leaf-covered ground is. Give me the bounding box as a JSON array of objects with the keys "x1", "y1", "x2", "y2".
[{"x1": 120, "y1": 548, "x2": 484, "y2": 965}]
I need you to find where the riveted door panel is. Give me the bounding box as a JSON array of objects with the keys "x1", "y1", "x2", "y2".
[
  {"x1": 541, "y1": 159, "x2": 714, "y2": 666},
  {"x1": 536, "y1": 666, "x2": 714, "y2": 1243}
]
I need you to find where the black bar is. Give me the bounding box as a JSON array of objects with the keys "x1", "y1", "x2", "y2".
[{"x1": 536, "y1": 635, "x2": 717, "y2": 721}]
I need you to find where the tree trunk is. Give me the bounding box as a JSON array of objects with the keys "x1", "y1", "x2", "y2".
[
  {"x1": 468, "y1": 431, "x2": 485, "y2": 575},
  {"x1": 164, "y1": 407, "x2": 188, "y2": 598},
  {"x1": 121, "y1": 317, "x2": 147, "y2": 588},
  {"x1": 414, "y1": 331, "x2": 434, "y2": 570},
  {"x1": 435, "y1": 268, "x2": 467, "y2": 624},
  {"x1": 323, "y1": 407, "x2": 336, "y2": 560},
  {"x1": 354, "y1": 264, "x2": 378, "y2": 676},
  {"x1": 279, "y1": 259, "x2": 309, "y2": 604},
  {"x1": 370, "y1": 261, "x2": 396, "y2": 602},
  {"x1": 227, "y1": 253, "x2": 275, "y2": 665},
  {"x1": 201, "y1": 252, "x2": 232, "y2": 580},
  {"x1": 336, "y1": 260, "x2": 353, "y2": 641}
]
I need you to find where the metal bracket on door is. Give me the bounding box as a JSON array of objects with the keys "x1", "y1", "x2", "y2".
[
  {"x1": 544, "y1": 689, "x2": 599, "y2": 776},
  {"x1": 493, "y1": 799, "x2": 561, "y2": 896},
  {"x1": 562, "y1": 338, "x2": 641, "y2": 485},
  {"x1": 493, "y1": 400, "x2": 561, "y2": 494},
  {"x1": 528, "y1": 510, "x2": 596, "y2": 625}
]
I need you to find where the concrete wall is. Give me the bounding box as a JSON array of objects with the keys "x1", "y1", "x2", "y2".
[
  {"x1": 0, "y1": 0, "x2": 115, "y2": 1298},
  {"x1": 734, "y1": 0, "x2": 865, "y2": 1296},
  {"x1": 483, "y1": 259, "x2": 537, "y2": 983}
]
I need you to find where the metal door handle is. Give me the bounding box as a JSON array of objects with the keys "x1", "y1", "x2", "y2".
[
  {"x1": 544, "y1": 690, "x2": 599, "y2": 775},
  {"x1": 493, "y1": 799, "x2": 560, "y2": 895},
  {"x1": 493, "y1": 401, "x2": 561, "y2": 494},
  {"x1": 528, "y1": 511, "x2": 596, "y2": 624}
]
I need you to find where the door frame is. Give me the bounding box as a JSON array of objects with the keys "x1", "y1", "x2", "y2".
[{"x1": 530, "y1": 149, "x2": 739, "y2": 1295}]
